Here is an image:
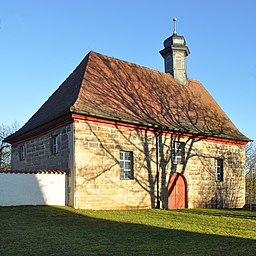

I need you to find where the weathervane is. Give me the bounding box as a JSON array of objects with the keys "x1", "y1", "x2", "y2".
[{"x1": 173, "y1": 17, "x2": 177, "y2": 35}]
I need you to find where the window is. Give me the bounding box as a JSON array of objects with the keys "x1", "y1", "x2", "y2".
[
  {"x1": 19, "y1": 145, "x2": 25, "y2": 161},
  {"x1": 215, "y1": 158, "x2": 224, "y2": 182},
  {"x1": 52, "y1": 135, "x2": 59, "y2": 154},
  {"x1": 173, "y1": 142, "x2": 185, "y2": 164},
  {"x1": 120, "y1": 151, "x2": 134, "y2": 180}
]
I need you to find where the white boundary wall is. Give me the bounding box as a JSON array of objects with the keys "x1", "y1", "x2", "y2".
[{"x1": 0, "y1": 173, "x2": 67, "y2": 206}]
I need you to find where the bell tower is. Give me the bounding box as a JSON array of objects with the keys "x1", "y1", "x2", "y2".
[{"x1": 160, "y1": 18, "x2": 190, "y2": 85}]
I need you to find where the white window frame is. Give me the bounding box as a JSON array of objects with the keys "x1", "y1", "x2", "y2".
[
  {"x1": 173, "y1": 141, "x2": 185, "y2": 164},
  {"x1": 19, "y1": 145, "x2": 25, "y2": 161},
  {"x1": 52, "y1": 135, "x2": 59, "y2": 154},
  {"x1": 215, "y1": 158, "x2": 224, "y2": 182},
  {"x1": 120, "y1": 151, "x2": 134, "y2": 180}
]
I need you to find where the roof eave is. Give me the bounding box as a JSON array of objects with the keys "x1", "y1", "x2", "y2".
[
  {"x1": 70, "y1": 109, "x2": 251, "y2": 144},
  {"x1": 5, "y1": 112, "x2": 73, "y2": 144}
]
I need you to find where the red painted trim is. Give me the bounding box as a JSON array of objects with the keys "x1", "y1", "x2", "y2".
[
  {"x1": 203, "y1": 136, "x2": 247, "y2": 146},
  {"x1": 7, "y1": 114, "x2": 73, "y2": 144},
  {"x1": 8, "y1": 112, "x2": 248, "y2": 147},
  {"x1": 72, "y1": 113, "x2": 156, "y2": 132},
  {"x1": 72, "y1": 113, "x2": 248, "y2": 146}
]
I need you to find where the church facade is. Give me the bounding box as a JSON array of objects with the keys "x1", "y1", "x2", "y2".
[{"x1": 5, "y1": 23, "x2": 249, "y2": 209}]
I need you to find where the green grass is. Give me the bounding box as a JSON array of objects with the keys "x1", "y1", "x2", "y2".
[{"x1": 0, "y1": 207, "x2": 255, "y2": 255}]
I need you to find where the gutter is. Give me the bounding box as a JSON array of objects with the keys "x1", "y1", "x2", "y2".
[{"x1": 154, "y1": 127, "x2": 162, "y2": 209}]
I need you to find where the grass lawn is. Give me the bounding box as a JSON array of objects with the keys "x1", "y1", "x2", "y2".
[{"x1": 0, "y1": 207, "x2": 255, "y2": 256}]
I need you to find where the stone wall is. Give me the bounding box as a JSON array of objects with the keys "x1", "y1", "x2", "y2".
[
  {"x1": 183, "y1": 140, "x2": 246, "y2": 208},
  {"x1": 73, "y1": 120, "x2": 157, "y2": 209},
  {"x1": 73, "y1": 119, "x2": 246, "y2": 209},
  {"x1": 11, "y1": 125, "x2": 72, "y2": 172}
]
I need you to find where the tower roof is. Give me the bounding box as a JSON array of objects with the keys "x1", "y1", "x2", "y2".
[{"x1": 159, "y1": 18, "x2": 190, "y2": 85}]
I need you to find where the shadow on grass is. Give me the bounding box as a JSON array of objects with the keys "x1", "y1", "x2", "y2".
[
  {"x1": 177, "y1": 208, "x2": 256, "y2": 220},
  {"x1": 0, "y1": 206, "x2": 255, "y2": 256}
]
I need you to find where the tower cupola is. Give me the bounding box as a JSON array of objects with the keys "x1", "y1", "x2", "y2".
[{"x1": 160, "y1": 18, "x2": 190, "y2": 85}]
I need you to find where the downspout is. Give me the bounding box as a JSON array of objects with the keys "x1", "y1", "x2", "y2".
[
  {"x1": 68, "y1": 123, "x2": 76, "y2": 208},
  {"x1": 155, "y1": 128, "x2": 161, "y2": 209},
  {"x1": 73, "y1": 124, "x2": 77, "y2": 208}
]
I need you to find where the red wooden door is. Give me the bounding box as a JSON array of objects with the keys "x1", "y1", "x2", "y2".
[{"x1": 168, "y1": 173, "x2": 186, "y2": 209}]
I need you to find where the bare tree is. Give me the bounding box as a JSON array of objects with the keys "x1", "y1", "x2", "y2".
[
  {"x1": 246, "y1": 142, "x2": 256, "y2": 206},
  {"x1": 0, "y1": 122, "x2": 19, "y2": 171}
]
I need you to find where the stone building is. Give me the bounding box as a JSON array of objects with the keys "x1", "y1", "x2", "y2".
[{"x1": 5, "y1": 24, "x2": 250, "y2": 209}]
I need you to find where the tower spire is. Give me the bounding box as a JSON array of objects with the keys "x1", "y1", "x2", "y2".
[{"x1": 173, "y1": 17, "x2": 177, "y2": 35}]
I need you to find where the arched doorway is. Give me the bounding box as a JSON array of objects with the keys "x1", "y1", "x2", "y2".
[{"x1": 168, "y1": 173, "x2": 187, "y2": 209}]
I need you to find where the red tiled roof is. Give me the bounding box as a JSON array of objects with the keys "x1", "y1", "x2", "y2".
[
  {"x1": 0, "y1": 170, "x2": 66, "y2": 174},
  {"x1": 5, "y1": 51, "x2": 250, "y2": 143}
]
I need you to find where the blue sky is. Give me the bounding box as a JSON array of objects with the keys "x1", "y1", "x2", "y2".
[{"x1": 0, "y1": 0, "x2": 255, "y2": 141}]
